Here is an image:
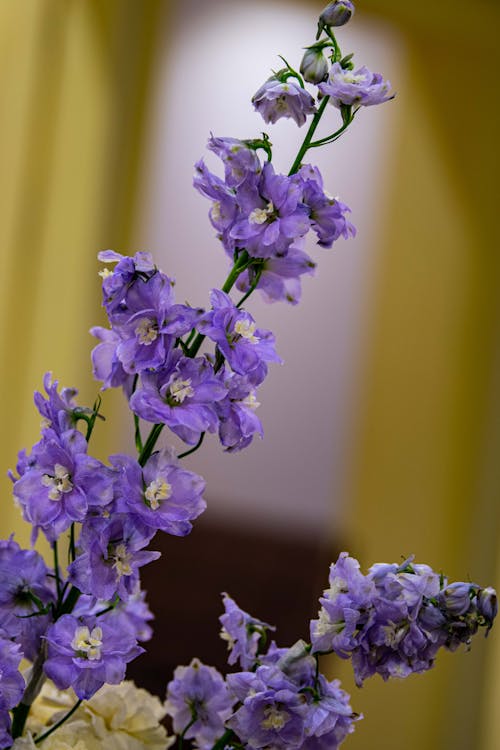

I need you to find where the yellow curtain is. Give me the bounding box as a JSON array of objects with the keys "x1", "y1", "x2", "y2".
[
  {"x1": 339, "y1": 2, "x2": 500, "y2": 749},
  {"x1": 0, "y1": 0, "x2": 164, "y2": 547},
  {"x1": 0, "y1": 1, "x2": 498, "y2": 748}
]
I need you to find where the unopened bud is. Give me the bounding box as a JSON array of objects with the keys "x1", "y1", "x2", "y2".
[
  {"x1": 438, "y1": 582, "x2": 472, "y2": 616},
  {"x1": 319, "y1": 1, "x2": 355, "y2": 28},
  {"x1": 300, "y1": 47, "x2": 328, "y2": 84},
  {"x1": 477, "y1": 587, "x2": 498, "y2": 624}
]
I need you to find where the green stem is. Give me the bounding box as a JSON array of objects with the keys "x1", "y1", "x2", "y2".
[
  {"x1": 236, "y1": 265, "x2": 263, "y2": 309},
  {"x1": 309, "y1": 108, "x2": 357, "y2": 148},
  {"x1": 178, "y1": 716, "x2": 197, "y2": 750},
  {"x1": 288, "y1": 95, "x2": 330, "y2": 175},
  {"x1": 11, "y1": 703, "x2": 30, "y2": 740},
  {"x1": 52, "y1": 542, "x2": 62, "y2": 601},
  {"x1": 178, "y1": 432, "x2": 205, "y2": 460},
  {"x1": 134, "y1": 414, "x2": 143, "y2": 453},
  {"x1": 11, "y1": 644, "x2": 48, "y2": 739},
  {"x1": 138, "y1": 423, "x2": 164, "y2": 467},
  {"x1": 211, "y1": 729, "x2": 235, "y2": 750},
  {"x1": 34, "y1": 699, "x2": 83, "y2": 745},
  {"x1": 69, "y1": 524, "x2": 76, "y2": 565},
  {"x1": 58, "y1": 585, "x2": 81, "y2": 616}
]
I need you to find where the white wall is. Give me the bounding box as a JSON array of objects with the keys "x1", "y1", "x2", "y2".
[{"x1": 136, "y1": 0, "x2": 406, "y2": 537}]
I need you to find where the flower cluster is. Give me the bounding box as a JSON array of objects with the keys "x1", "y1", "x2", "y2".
[
  {"x1": 0, "y1": 3, "x2": 496, "y2": 750},
  {"x1": 310, "y1": 553, "x2": 498, "y2": 685},
  {"x1": 165, "y1": 564, "x2": 497, "y2": 750},
  {"x1": 166, "y1": 598, "x2": 359, "y2": 750},
  {"x1": 194, "y1": 138, "x2": 354, "y2": 306}
]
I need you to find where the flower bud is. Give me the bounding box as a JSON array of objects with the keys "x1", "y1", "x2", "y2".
[
  {"x1": 300, "y1": 47, "x2": 328, "y2": 84},
  {"x1": 477, "y1": 587, "x2": 498, "y2": 624},
  {"x1": 319, "y1": 1, "x2": 355, "y2": 28},
  {"x1": 438, "y1": 582, "x2": 472, "y2": 616}
]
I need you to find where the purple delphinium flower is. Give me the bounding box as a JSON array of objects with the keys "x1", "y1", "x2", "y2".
[
  {"x1": 90, "y1": 325, "x2": 135, "y2": 396},
  {"x1": 12, "y1": 428, "x2": 115, "y2": 542},
  {"x1": 0, "y1": 538, "x2": 54, "y2": 659},
  {"x1": 312, "y1": 553, "x2": 498, "y2": 686},
  {"x1": 193, "y1": 160, "x2": 241, "y2": 258},
  {"x1": 207, "y1": 135, "x2": 262, "y2": 189},
  {"x1": 219, "y1": 594, "x2": 274, "y2": 669},
  {"x1": 0, "y1": 639, "x2": 25, "y2": 708},
  {"x1": 197, "y1": 290, "x2": 281, "y2": 378},
  {"x1": 72, "y1": 588, "x2": 154, "y2": 643},
  {"x1": 0, "y1": 639, "x2": 25, "y2": 749},
  {"x1": 110, "y1": 449, "x2": 206, "y2": 535},
  {"x1": 129, "y1": 352, "x2": 227, "y2": 445},
  {"x1": 33, "y1": 372, "x2": 81, "y2": 436},
  {"x1": 68, "y1": 514, "x2": 159, "y2": 601},
  {"x1": 95, "y1": 251, "x2": 202, "y2": 380},
  {"x1": 216, "y1": 371, "x2": 264, "y2": 452},
  {"x1": 113, "y1": 273, "x2": 201, "y2": 375},
  {"x1": 165, "y1": 659, "x2": 234, "y2": 749},
  {"x1": 236, "y1": 242, "x2": 316, "y2": 305},
  {"x1": 230, "y1": 162, "x2": 310, "y2": 259},
  {"x1": 310, "y1": 552, "x2": 376, "y2": 657},
  {"x1": 44, "y1": 612, "x2": 143, "y2": 700},
  {"x1": 302, "y1": 675, "x2": 359, "y2": 750},
  {"x1": 98, "y1": 249, "x2": 157, "y2": 319},
  {"x1": 296, "y1": 165, "x2": 356, "y2": 247},
  {"x1": 319, "y1": 63, "x2": 393, "y2": 108},
  {"x1": 110, "y1": 587, "x2": 155, "y2": 642},
  {"x1": 252, "y1": 76, "x2": 316, "y2": 127},
  {"x1": 227, "y1": 664, "x2": 308, "y2": 750}
]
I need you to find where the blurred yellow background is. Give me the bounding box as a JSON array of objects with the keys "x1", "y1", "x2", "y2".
[{"x1": 0, "y1": 1, "x2": 499, "y2": 749}]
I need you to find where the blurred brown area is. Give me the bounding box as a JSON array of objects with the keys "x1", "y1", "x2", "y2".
[{"x1": 128, "y1": 518, "x2": 336, "y2": 696}]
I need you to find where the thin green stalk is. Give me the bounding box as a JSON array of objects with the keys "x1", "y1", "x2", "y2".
[
  {"x1": 178, "y1": 433, "x2": 205, "y2": 460},
  {"x1": 134, "y1": 413, "x2": 143, "y2": 453},
  {"x1": 211, "y1": 729, "x2": 235, "y2": 750},
  {"x1": 11, "y1": 644, "x2": 48, "y2": 739},
  {"x1": 236, "y1": 265, "x2": 263, "y2": 309},
  {"x1": 178, "y1": 716, "x2": 196, "y2": 750},
  {"x1": 309, "y1": 108, "x2": 357, "y2": 148},
  {"x1": 34, "y1": 700, "x2": 83, "y2": 745},
  {"x1": 58, "y1": 585, "x2": 81, "y2": 616},
  {"x1": 138, "y1": 423, "x2": 164, "y2": 467},
  {"x1": 288, "y1": 95, "x2": 330, "y2": 175},
  {"x1": 52, "y1": 542, "x2": 62, "y2": 601},
  {"x1": 69, "y1": 524, "x2": 76, "y2": 565}
]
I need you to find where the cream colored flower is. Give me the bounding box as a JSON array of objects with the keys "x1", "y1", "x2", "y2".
[{"x1": 19, "y1": 681, "x2": 173, "y2": 750}]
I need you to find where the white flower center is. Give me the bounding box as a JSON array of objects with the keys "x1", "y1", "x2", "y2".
[
  {"x1": 249, "y1": 201, "x2": 274, "y2": 225},
  {"x1": 135, "y1": 317, "x2": 159, "y2": 345},
  {"x1": 112, "y1": 543, "x2": 133, "y2": 577},
  {"x1": 98, "y1": 268, "x2": 113, "y2": 279},
  {"x1": 241, "y1": 392, "x2": 260, "y2": 410},
  {"x1": 41, "y1": 464, "x2": 73, "y2": 501},
  {"x1": 340, "y1": 71, "x2": 365, "y2": 85},
  {"x1": 219, "y1": 628, "x2": 235, "y2": 651},
  {"x1": 169, "y1": 377, "x2": 194, "y2": 404},
  {"x1": 313, "y1": 608, "x2": 333, "y2": 637},
  {"x1": 382, "y1": 621, "x2": 407, "y2": 648},
  {"x1": 145, "y1": 477, "x2": 172, "y2": 510},
  {"x1": 211, "y1": 201, "x2": 222, "y2": 221},
  {"x1": 71, "y1": 625, "x2": 103, "y2": 661},
  {"x1": 234, "y1": 319, "x2": 259, "y2": 344},
  {"x1": 326, "y1": 577, "x2": 348, "y2": 599},
  {"x1": 261, "y1": 705, "x2": 290, "y2": 731}
]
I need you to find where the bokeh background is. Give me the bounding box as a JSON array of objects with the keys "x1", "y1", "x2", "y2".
[{"x1": 1, "y1": 1, "x2": 499, "y2": 749}]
